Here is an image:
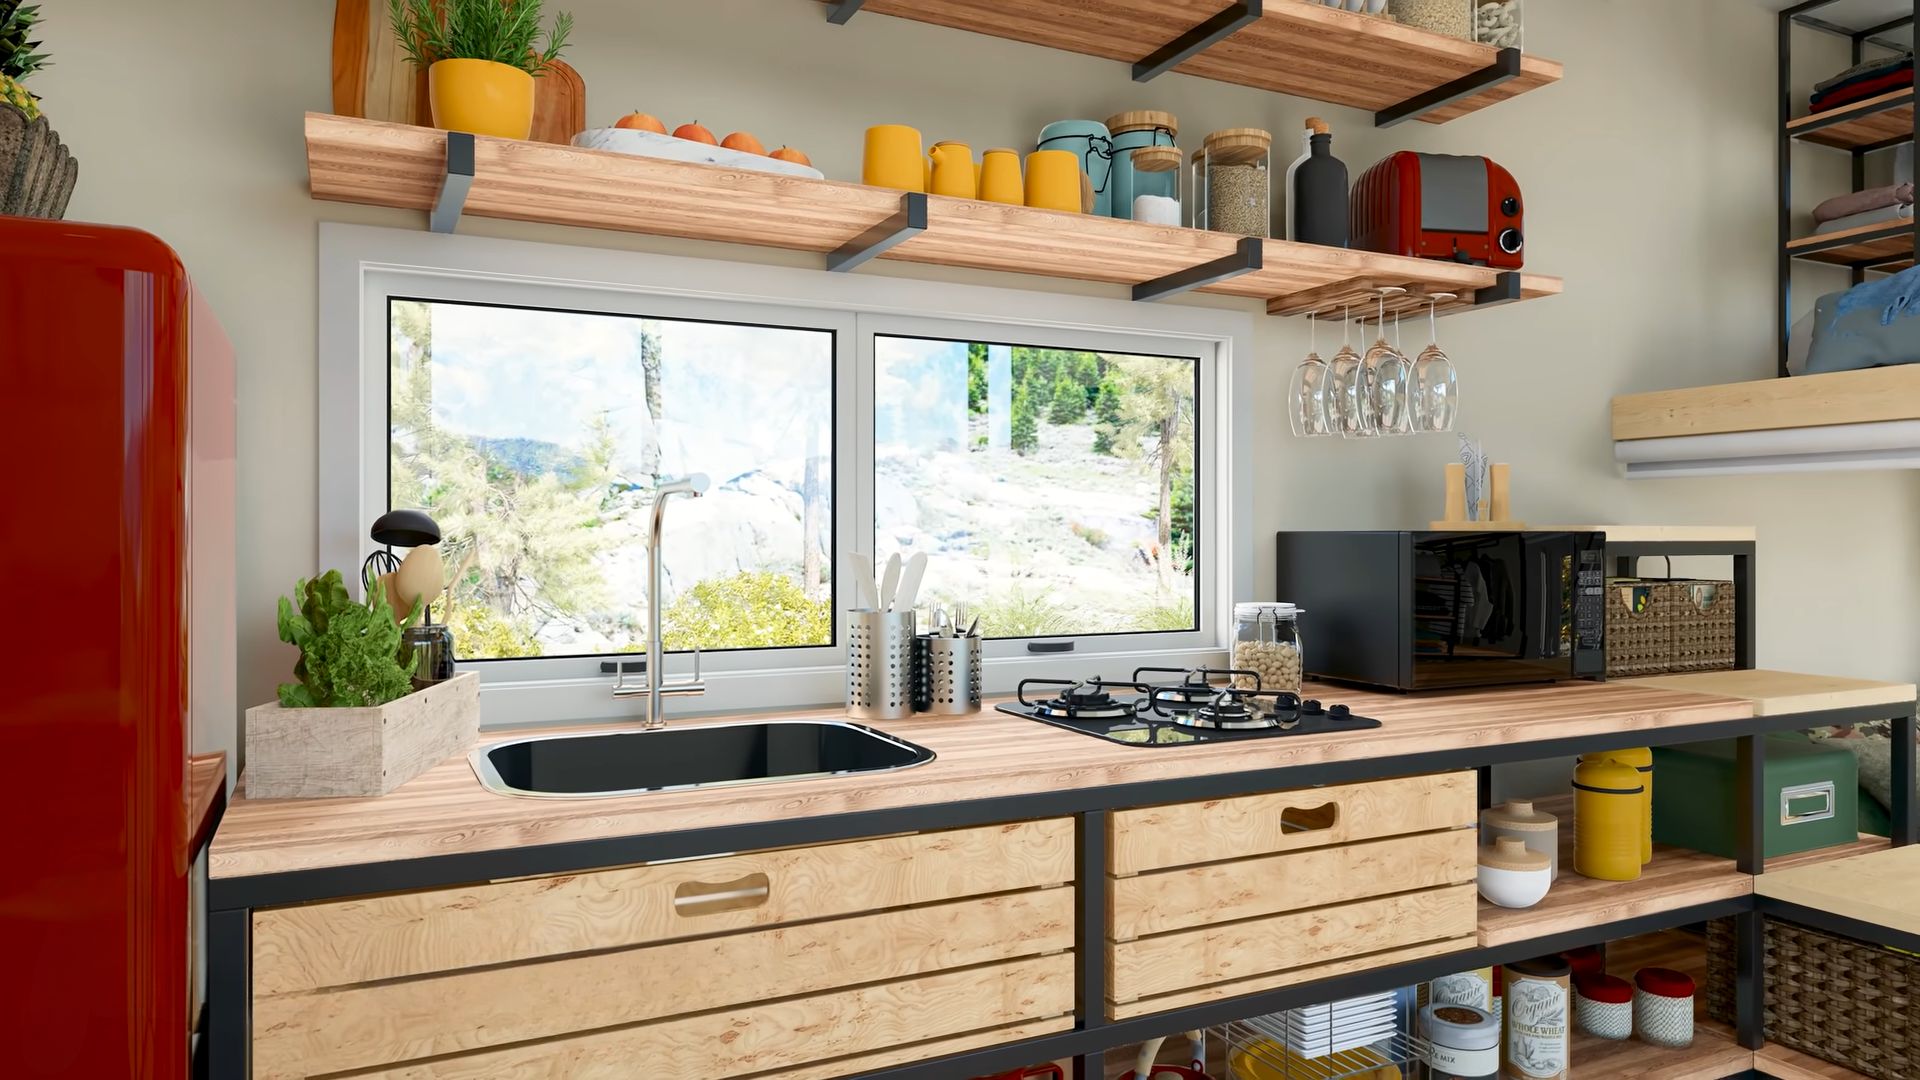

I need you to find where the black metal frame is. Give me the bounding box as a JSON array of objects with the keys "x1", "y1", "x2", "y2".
[
  {"x1": 1133, "y1": 0, "x2": 1263, "y2": 82},
  {"x1": 1609, "y1": 538, "x2": 1757, "y2": 670},
  {"x1": 1375, "y1": 47, "x2": 1522, "y2": 128},
  {"x1": 204, "y1": 691, "x2": 1916, "y2": 1080},
  {"x1": 827, "y1": 191, "x2": 928, "y2": 272},
  {"x1": 1134, "y1": 236, "x2": 1262, "y2": 301},
  {"x1": 1778, "y1": 0, "x2": 1920, "y2": 376}
]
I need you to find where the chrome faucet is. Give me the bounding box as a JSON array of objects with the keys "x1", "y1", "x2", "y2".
[{"x1": 612, "y1": 474, "x2": 709, "y2": 729}]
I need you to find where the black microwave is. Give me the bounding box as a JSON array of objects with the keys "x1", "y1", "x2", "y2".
[{"x1": 1274, "y1": 530, "x2": 1607, "y2": 691}]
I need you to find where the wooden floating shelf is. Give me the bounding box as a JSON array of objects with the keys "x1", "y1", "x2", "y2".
[
  {"x1": 304, "y1": 113, "x2": 1561, "y2": 317},
  {"x1": 1788, "y1": 88, "x2": 1915, "y2": 151},
  {"x1": 1755, "y1": 1041, "x2": 1873, "y2": 1080},
  {"x1": 814, "y1": 0, "x2": 1562, "y2": 125},
  {"x1": 1532, "y1": 525, "x2": 1756, "y2": 546},
  {"x1": 1571, "y1": 1020, "x2": 1752, "y2": 1080},
  {"x1": 1611, "y1": 366, "x2": 1920, "y2": 442},
  {"x1": 1788, "y1": 218, "x2": 1915, "y2": 272}
]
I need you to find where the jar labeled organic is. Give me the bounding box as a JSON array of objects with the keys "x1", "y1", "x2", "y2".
[
  {"x1": 1474, "y1": 0, "x2": 1522, "y2": 49},
  {"x1": 1502, "y1": 957, "x2": 1571, "y2": 1080},
  {"x1": 1193, "y1": 128, "x2": 1272, "y2": 238},
  {"x1": 1231, "y1": 602, "x2": 1303, "y2": 692}
]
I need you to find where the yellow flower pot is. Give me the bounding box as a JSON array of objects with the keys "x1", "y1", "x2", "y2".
[{"x1": 428, "y1": 58, "x2": 535, "y2": 140}]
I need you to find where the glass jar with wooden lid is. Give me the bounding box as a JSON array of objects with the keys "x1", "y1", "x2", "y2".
[
  {"x1": 1106, "y1": 110, "x2": 1179, "y2": 222},
  {"x1": 1191, "y1": 127, "x2": 1272, "y2": 238}
]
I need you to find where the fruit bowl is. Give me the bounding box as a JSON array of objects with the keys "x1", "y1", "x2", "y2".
[{"x1": 572, "y1": 128, "x2": 825, "y2": 180}]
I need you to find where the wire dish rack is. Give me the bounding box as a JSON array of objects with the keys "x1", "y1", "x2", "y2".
[{"x1": 1215, "y1": 988, "x2": 1426, "y2": 1080}]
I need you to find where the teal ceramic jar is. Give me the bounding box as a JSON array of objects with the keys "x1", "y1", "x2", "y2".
[
  {"x1": 1036, "y1": 119, "x2": 1113, "y2": 217},
  {"x1": 1105, "y1": 111, "x2": 1178, "y2": 220}
]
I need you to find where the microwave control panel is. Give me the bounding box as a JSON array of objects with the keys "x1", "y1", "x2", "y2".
[{"x1": 1574, "y1": 548, "x2": 1606, "y2": 653}]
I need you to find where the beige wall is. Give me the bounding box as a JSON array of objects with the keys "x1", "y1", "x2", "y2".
[{"x1": 37, "y1": 0, "x2": 1919, "y2": 740}]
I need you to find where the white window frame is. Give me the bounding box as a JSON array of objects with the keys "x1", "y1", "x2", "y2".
[{"x1": 320, "y1": 223, "x2": 1254, "y2": 727}]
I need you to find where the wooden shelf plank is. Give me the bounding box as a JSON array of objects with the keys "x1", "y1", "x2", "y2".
[
  {"x1": 1764, "y1": 835, "x2": 1891, "y2": 874},
  {"x1": 1756, "y1": 844, "x2": 1920, "y2": 935},
  {"x1": 1478, "y1": 842, "x2": 1747, "y2": 949},
  {"x1": 813, "y1": 0, "x2": 1561, "y2": 124},
  {"x1": 304, "y1": 113, "x2": 1561, "y2": 318},
  {"x1": 1611, "y1": 365, "x2": 1920, "y2": 442},
  {"x1": 1571, "y1": 1020, "x2": 1752, "y2": 1080},
  {"x1": 1624, "y1": 670, "x2": 1915, "y2": 718},
  {"x1": 1787, "y1": 218, "x2": 1915, "y2": 271},
  {"x1": 1755, "y1": 1041, "x2": 1872, "y2": 1080},
  {"x1": 1530, "y1": 525, "x2": 1756, "y2": 545},
  {"x1": 1788, "y1": 88, "x2": 1915, "y2": 151}
]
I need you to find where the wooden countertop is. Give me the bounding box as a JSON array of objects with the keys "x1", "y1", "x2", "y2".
[
  {"x1": 210, "y1": 679, "x2": 1754, "y2": 881},
  {"x1": 1624, "y1": 669, "x2": 1915, "y2": 717},
  {"x1": 1756, "y1": 845, "x2": 1920, "y2": 936}
]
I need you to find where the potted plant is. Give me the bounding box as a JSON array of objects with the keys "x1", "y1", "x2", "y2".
[
  {"x1": 0, "y1": 0, "x2": 76, "y2": 218},
  {"x1": 245, "y1": 570, "x2": 479, "y2": 799},
  {"x1": 388, "y1": 0, "x2": 574, "y2": 140}
]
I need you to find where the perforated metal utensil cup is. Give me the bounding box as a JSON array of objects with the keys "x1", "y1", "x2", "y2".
[
  {"x1": 914, "y1": 633, "x2": 982, "y2": 715},
  {"x1": 847, "y1": 609, "x2": 917, "y2": 721}
]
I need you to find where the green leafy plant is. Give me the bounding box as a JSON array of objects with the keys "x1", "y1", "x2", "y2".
[
  {"x1": 661, "y1": 571, "x2": 832, "y2": 650},
  {"x1": 276, "y1": 570, "x2": 419, "y2": 709},
  {"x1": 388, "y1": 0, "x2": 574, "y2": 75},
  {"x1": 0, "y1": 1, "x2": 48, "y2": 118}
]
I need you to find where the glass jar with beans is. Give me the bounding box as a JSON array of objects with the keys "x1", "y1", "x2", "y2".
[{"x1": 1231, "y1": 602, "x2": 1304, "y2": 693}]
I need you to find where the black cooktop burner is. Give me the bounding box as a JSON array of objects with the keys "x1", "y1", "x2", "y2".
[{"x1": 1001, "y1": 671, "x2": 1382, "y2": 747}]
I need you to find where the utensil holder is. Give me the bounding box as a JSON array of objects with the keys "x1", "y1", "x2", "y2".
[
  {"x1": 847, "y1": 609, "x2": 916, "y2": 721},
  {"x1": 914, "y1": 634, "x2": 982, "y2": 715}
]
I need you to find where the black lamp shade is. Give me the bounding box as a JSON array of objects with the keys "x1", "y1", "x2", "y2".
[{"x1": 370, "y1": 509, "x2": 441, "y2": 548}]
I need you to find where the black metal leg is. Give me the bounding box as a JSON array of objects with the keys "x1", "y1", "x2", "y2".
[
  {"x1": 1075, "y1": 811, "x2": 1109, "y2": 1039},
  {"x1": 1073, "y1": 1051, "x2": 1105, "y2": 1080},
  {"x1": 1733, "y1": 552, "x2": 1756, "y2": 670},
  {"x1": 1737, "y1": 734, "x2": 1766, "y2": 876},
  {"x1": 1476, "y1": 765, "x2": 1494, "y2": 811},
  {"x1": 207, "y1": 907, "x2": 250, "y2": 1080},
  {"x1": 1894, "y1": 712, "x2": 1917, "y2": 846},
  {"x1": 1734, "y1": 909, "x2": 1767, "y2": 1051},
  {"x1": 1778, "y1": 6, "x2": 1793, "y2": 378}
]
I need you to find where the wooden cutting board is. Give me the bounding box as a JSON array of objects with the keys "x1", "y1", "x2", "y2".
[{"x1": 530, "y1": 59, "x2": 585, "y2": 145}]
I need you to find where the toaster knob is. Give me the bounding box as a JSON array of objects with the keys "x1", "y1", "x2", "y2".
[
  {"x1": 1498, "y1": 228, "x2": 1524, "y2": 254},
  {"x1": 1501, "y1": 196, "x2": 1520, "y2": 217}
]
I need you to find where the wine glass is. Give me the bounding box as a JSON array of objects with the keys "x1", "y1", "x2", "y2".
[
  {"x1": 1411, "y1": 292, "x2": 1461, "y2": 433},
  {"x1": 1327, "y1": 306, "x2": 1374, "y2": 439},
  {"x1": 1287, "y1": 310, "x2": 1331, "y2": 437},
  {"x1": 1363, "y1": 287, "x2": 1413, "y2": 436}
]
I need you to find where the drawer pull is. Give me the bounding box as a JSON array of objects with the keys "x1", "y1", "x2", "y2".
[
  {"x1": 1280, "y1": 803, "x2": 1338, "y2": 835},
  {"x1": 673, "y1": 872, "x2": 771, "y2": 916}
]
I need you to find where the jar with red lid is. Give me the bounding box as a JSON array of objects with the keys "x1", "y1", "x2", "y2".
[
  {"x1": 1634, "y1": 967, "x2": 1696, "y2": 1048},
  {"x1": 1573, "y1": 972, "x2": 1632, "y2": 1040}
]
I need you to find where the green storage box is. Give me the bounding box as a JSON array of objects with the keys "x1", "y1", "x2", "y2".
[{"x1": 1651, "y1": 733, "x2": 1859, "y2": 859}]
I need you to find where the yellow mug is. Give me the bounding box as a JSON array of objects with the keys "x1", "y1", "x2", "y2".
[
  {"x1": 1025, "y1": 149, "x2": 1083, "y2": 213},
  {"x1": 979, "y1": 147, "x2": 1022, "y2": 205},
  {"x1": 929, "y1": 140, "x2": 975, "y2": 198},
  {"x1": 863, "y1": 124, "x2": 925, "y2": 192}
]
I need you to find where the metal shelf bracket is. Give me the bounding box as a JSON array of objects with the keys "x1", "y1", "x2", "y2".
[
  {"x1": 827, "y1": 192, "x2": 927, "y2": 272},
  {"x1": 1375, "y1": 47, "x2": 1522, "y2": 128},
  {"x1": 1471, "y1": 270, "x2": 1523, "y2": 309},
  {"x1": 825, "y1": 0, "x2": 864, "y2": 23},
  {"x1": 429, "y1": 131, "x2": 475, "y2": 235},
  {"x1": 1133, "y1": 0, "x2": 1262, "y2": 82},
  {"x1": 1134, "y1": 236, "x2": 1263, "y2": 302}
]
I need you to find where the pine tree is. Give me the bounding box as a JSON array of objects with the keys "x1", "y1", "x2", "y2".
[
  {"x1": 1091, "y1": 379, "x2": 1122, "y2": 455},
  {"x1": 966, "y1": 342, "x2": 988, "y2": 416},
  {"x1": 1011, "y1": 380, "x2": 1038, "y2": 455},
  {"x1": 1047, "y1": 368, "x2": 1084, "y2": 424}
]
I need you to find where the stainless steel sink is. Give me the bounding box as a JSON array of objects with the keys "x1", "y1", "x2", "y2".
[{"x1": 468, "y1": 720, "x2": 935, "y2": 798}]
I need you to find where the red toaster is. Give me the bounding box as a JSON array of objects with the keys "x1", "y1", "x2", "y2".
[{"x1": 1350, "y1": 151, "x2": 1525, "y2": 269}]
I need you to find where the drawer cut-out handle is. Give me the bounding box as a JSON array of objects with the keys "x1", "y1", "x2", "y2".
[
  {"x1": 673, "y1": 872, "x2": 770, "y2": 916},
  {"x1": 1280, "y1": 802, "x2": 1339, "y2": 834}
]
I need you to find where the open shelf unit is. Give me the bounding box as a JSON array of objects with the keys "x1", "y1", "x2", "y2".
[
  {"x1": 814, "y1": 0, "x2": 1563, "y2": 126},
  {"x1": 1787, "y1": 217, "x2": 1915, "y2": 272},
  {"x1": 1789, "y1": 87, "x2": 1915, "y2": 150},
  {"x1": 304, "y1": 113, "x2": 1562, "y2": 317}
]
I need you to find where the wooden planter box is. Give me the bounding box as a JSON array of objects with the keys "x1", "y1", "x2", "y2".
[{"x1": 244, "y1": 672, "x2": 479, "y2": 799}]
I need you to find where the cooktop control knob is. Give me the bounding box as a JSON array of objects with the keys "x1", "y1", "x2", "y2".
[
  {"x1": 1501, "y1": 196, "x2": 1520, "y2": 217},
  {"x1": 1329, "y1": 703, "x2": 1352, "y2": 719},
  {"x1": 1276, "y1": 692, "x2": 1301, "y2": 710},
  {"x1": 1301, "y1": 698, "x2": 1323, "y2": 714},
  {"x1": 1498, "y1": 228, "x2": 1524, "y2": 255}
]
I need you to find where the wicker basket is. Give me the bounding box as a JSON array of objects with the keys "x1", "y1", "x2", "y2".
[
  {"x1": 1605, "y1": 578, "x2": 1672, "y2": 677},
  {"x1": 1705, "y1": 917, "x2": 1918, "y2": 1080},
  {"x1": 1669, "y1": 579, "x2": 1736, "y2": 672}
]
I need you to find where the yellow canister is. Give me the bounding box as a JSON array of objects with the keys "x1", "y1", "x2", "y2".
[
  {"x1": 1581, "y1": 747, "x2": 1653, "y2": 865},
  {"x1": 978, "y1": 147, "x2": 1023, "y2": 205},
  {"x1": 862, "y1": 124, "x2": 926, "y2": 192},
  {"x1": 1573, "y1": 756, "x2": 1644, "y2": 881}
]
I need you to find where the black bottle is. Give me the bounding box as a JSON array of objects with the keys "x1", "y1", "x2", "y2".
[{"x1": 1292, "y1": 120, "x2": 1349, "y2": 248}]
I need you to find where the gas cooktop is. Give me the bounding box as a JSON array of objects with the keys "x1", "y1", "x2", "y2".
[{"x1": 996, "y1": 667, "x2": 1382, "y2": 747}]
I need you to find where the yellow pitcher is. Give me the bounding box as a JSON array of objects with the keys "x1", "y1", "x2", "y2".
[{"x1": 929, "y1": 140, "x2": 975, "y2": 198}]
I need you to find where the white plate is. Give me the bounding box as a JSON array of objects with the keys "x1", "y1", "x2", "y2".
[{"x1": 572, "y1": 128, "x2": 827, "y2": 180}]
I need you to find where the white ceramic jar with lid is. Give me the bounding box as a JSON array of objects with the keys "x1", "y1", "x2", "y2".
[{"x1": 1232, "y1": 602, "x2": 1303, "y2": 693}]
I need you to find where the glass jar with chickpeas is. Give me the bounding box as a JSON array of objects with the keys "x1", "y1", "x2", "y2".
[{"x1": 1231, "y1": 602, "x2": 1304, "y2": 693}]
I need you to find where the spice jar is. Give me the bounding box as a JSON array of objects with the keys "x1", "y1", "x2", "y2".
[
  {"x1": 1634, "y1": 968, "x2": 1696, "y2": 1049},
  {"x1": 1192, "y1": 128, "x2": 1271, "y2": 238},
  {"x1": 1389, "y1": 0, "x2": 1470, "y2": 39},
  {"x1": 1502, "y1": 957, "x2": 1570, "y2": 1080},
  {"x1": 1581, "y1": 747, "x2": 1653, "y2": 865},
  {"x1": 1573, "y1": 973, "x2": 1632, "y2": 1041},
  {"x1": 1420, "y1": 1002, "x2": 1498, "y2": 1080},
  {"x1": 1573, "y1": 756, "x2": 1644, "y2": 881},
  {"x1": 1473, "y1": 0, "x2": 1522, "y2": 49},
  {"x1": 1231, "y1": 602, "x2": 1303, "y2": 692}
]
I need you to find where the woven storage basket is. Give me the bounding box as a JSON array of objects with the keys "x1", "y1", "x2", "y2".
[
  {"x1": 1669, "y1": 579, "x2": 1736, "y2": 672},
  {"x1": 1705, "y1": 917, "x2": 1918, "y2": 1080},
  {"x1": 1605, "y1": 578, "x2": 1673, "y2": 677}
]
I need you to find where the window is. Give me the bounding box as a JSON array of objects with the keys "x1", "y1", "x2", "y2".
[
  {"x1": 387, "y1": 298, "x2": 836, "y2": 662},
  {"x1": 323, "y1": 225, "x2": 1249, "y2": 720},
  {"x1": 873, "y1": 334, "x2": 1198, "y2": 638}
]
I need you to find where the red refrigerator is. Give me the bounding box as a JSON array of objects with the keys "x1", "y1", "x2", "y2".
[{"x1": 0, "y1": 217, "x2": 236, "y2": 1078}]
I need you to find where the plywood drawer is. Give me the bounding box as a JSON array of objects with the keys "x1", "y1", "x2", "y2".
[
  {"x1": 254, "y1": 817, "x2": 1074, "y2": 993},
  {"x1": 1109, "y1": 771, "x2": 1477, "y2": 875}
]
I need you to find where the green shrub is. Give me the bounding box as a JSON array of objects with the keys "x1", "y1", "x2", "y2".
[
  {"x1": 661, "y1": 571, "x2": 831, "y2": 650},
  {"x1": 977, "y1": 586, "x2": 1075, "y2": 638},
  {"x1": 275, "y1": 570, "x2": 418, "y2": 709}
]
